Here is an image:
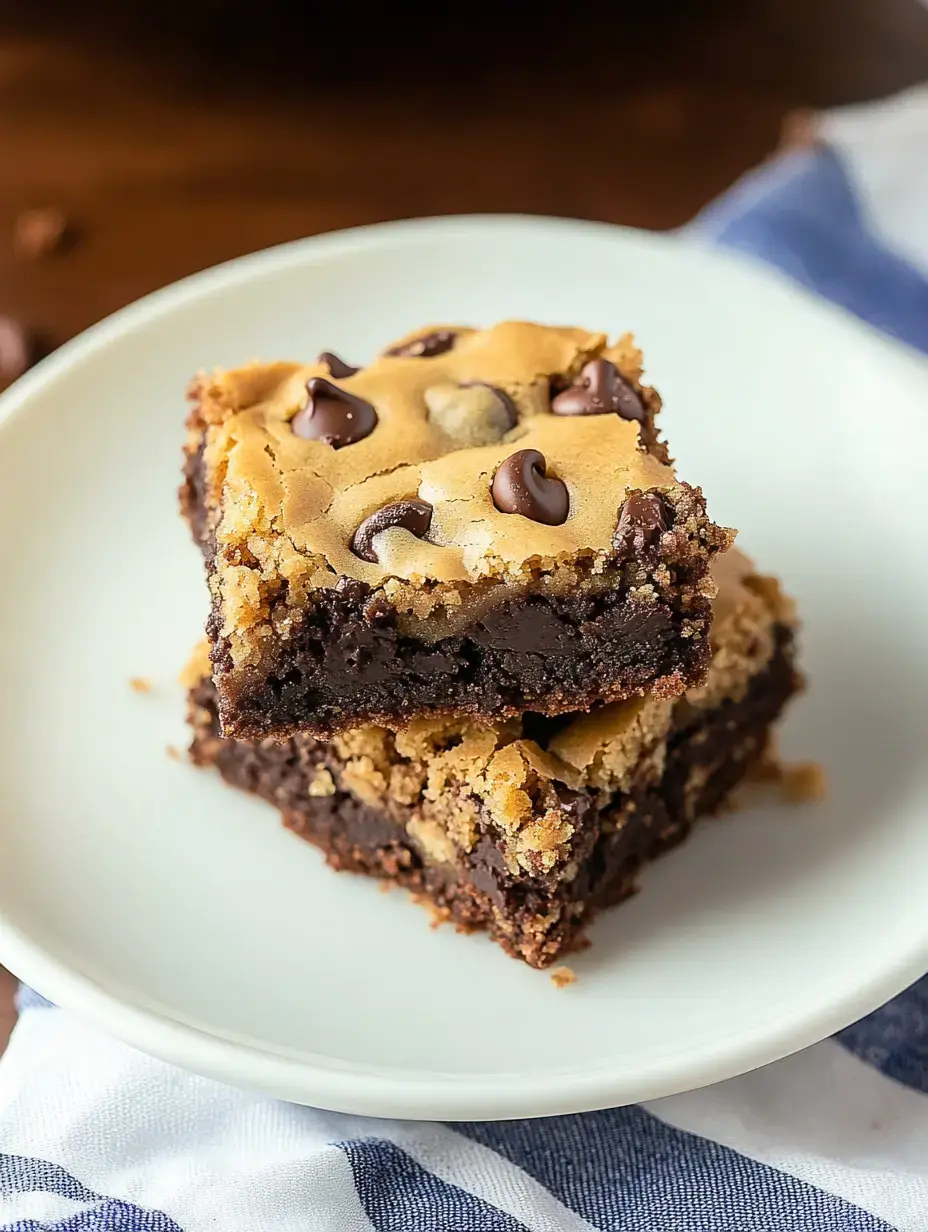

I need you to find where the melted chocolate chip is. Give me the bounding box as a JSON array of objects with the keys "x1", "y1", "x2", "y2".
[
  {"x1": 317, "y1": 351, "x2": 359, "y2": 379},
  {"x1": 351, "y1": 499, "x2": 434, "y2": 563},
  {"x1": 491, "y1": 449, "x2": 569, "y2": 526},
  {"x1": 551, "y1": 358, "x2": 644, "y2": 422},
  {"x1": 291, "y1": 377, "x2": 377, "y2": 448},
  {"x1": 614, "y1": 491, "x2": 668, "y2": 557},
  {"x1": 386, "y1": 329, "x2": 457, "y2": 359}
]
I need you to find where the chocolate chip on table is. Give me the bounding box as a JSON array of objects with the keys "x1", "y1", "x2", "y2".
[
  {"x1": 292, "y1": 377, "x2": 377, "y2": 447},
  {"x1": 614, "y1": 491, "x2": 668, "y2": 556},
  {"x1": 385, "y1": 330, "x2": 457, "y2": 359},
  {"x1": 0, "y1": 316, "x2": 39, "y2": 384},
  {"x1": 351, "y1": 499, "x2": 434, "y2": 562},
  {"x1": 317, "y1": 351, "x2": 359, "y2": 379},
  {"x1": 424, "y1": 381, "x2": 516, "y2": 447},
  {"x1": 491, "y1": 449, "x2": 569, "y2": 525},
  {"x1": 13, "y1": 207, "x2": 71, "y2": 259},
  {"x1": 551, "y1": 358, "x2": 644, "y2": 422}
]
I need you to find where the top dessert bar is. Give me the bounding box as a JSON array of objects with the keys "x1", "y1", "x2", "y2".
[{"x1": 182, "y1": 321, "x2": 734, "y2": 740}]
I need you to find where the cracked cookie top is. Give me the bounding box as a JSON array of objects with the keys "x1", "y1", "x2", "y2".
[{"x1": 187, "y1": 320, "x2": 728, "y2": 667}]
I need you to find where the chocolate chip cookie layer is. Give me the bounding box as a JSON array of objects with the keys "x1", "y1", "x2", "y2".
[{"x1": 181, "y1": 321, "x2": 734, "y2": 740}]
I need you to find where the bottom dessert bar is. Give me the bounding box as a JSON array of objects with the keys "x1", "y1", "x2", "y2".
[{"x1": 186, "y1": 550, "x2": 800, "y2": 968}]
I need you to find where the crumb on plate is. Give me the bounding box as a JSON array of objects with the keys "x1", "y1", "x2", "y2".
[
  {"x1": 782, "y1": 761, "x2": 828, "y2": 803},
  {"x1": 550, "y1": 965, "x2": 576, "y2": 989}
]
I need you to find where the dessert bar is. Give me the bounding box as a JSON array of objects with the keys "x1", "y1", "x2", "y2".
[
  {"x1": 186, "y1": 550, "x2": 797, "y2": 968},
  {"x1": 182, "y1": 321, "x2": 733, "y2": 740}
]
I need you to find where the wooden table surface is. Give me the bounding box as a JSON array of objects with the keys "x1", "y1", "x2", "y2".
[{"x1": 0, "y1": 0, "x2": 925, "y2": 1048}]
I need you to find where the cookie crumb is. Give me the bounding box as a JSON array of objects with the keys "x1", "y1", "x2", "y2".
[
  {"x1": 14, "y1": 207, "x2": 70, "y2": 259},
  {"x1": 428, "y1": 904, "x2": 453, "y2": 931},
  {"x1": 129, "y1": 676, "x2": 152, "y2": 693},
  {"x1": 179, "y1": 640, "x2": 212, "y2": 690},
  {"x1": 782, "y1": 761, "x2": 828, "y2": 803},
  {"x1": 409, "y1": 891, "x2": 460, "y2": 930},
  {"x1": 550, "y1": 965, "x2": 576, "y2": 988},
  {"x1": 307, "y1": 767, "x2": 336, "y2": 797},
  {"x1": 739, "y1": 746, "x2": 827, "y2": 807},
  {"x1": 166, "y1": 745, "x2": 183, "y2": 762},
  {"x1": 378, "y1": 880, "x2": 393, "y2": 894}
]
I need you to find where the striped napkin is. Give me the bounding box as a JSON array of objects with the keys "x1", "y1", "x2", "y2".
[{"x1": 3, "y1": 87, "x2": 928, "y2": 1232}]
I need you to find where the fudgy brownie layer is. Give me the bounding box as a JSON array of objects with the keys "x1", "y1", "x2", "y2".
[
  {"x1": 184, "y1": 441, "x2": 718, "y2": 740},
  {"x1": 189, "y1": 629, "x2": 796, "y2": 967},
  {"x1": 209, "y1": 576, "x2": 713, "y2": 743}
]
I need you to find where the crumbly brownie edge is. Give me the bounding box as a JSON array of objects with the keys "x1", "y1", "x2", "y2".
[
  {"x1": 188, "y1": 628, "x2": 798, "y2": 967},
  {"x1": 179, "y1": 434, "x2": 209, "y2": 548}
]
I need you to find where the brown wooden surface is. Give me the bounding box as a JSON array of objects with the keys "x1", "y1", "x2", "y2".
[{"x1": 0, "y1": 0, "x2": 926, "y2": 1049}]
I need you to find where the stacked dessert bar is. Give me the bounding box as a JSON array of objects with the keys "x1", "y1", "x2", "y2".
[{"x1": 180, "y1": 322, "x2": 801, "y2": 967}]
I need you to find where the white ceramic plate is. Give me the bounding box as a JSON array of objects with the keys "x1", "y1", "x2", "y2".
[{"x1": 0, "y1": 216, "x2": 926, "y2": 1121}]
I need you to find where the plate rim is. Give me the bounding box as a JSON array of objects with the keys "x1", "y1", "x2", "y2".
[
  {"x1": 3, "y1": 210, "x2": 927, "y2": 440},
  {"x1": 4, "y1": 906, "x2": 928, "y2": 1121},
  {"x1": 2, "y1": 213, "x2": 928, "y2": 1120}
]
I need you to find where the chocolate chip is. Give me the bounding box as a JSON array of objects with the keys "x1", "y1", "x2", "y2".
[
  {"x1": 386, "y1": 330, "x2": 457, "y2": 359},
  {"x1": 316, "y1": 351, "x2": 359, "y2": 379},
  {"x1": 491, "y1": 449, "x2": 569, "y2": 526},
  {"x1": 614, "y1": 491, "x2": 668, "y2": 557},
  {"x1": 351, "y1": 499, "x2": 433, "y2": 562},
  {"x1": 0, "y1": 316, "x2": 40, "y2": 384},
  {"x1": 292, "y1": 377, "x2": 377, "y2": 447},
  {"x1": 424, "y1": 381, "x2": 516, "y2": 447},
  {"x1": 551, "y1": 358, "x2": 644, "y2": 422}
]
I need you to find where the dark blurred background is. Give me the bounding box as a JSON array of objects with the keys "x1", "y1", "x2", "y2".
[{"x1": 1, "y1": 0, "x2": 927, "y2": 355}]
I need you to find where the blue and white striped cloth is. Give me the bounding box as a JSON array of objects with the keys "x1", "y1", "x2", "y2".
[{"x1": 4, "y1": 86, "x2": 928, "y2": 1232}]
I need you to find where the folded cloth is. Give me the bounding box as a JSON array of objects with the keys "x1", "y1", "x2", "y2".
[
  {"x1": 694, "y1": 85, "x2": 928, "y2": 352},
  {"x1": 3, "y1": 90, "x2": 928, "y2": 1232}
]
